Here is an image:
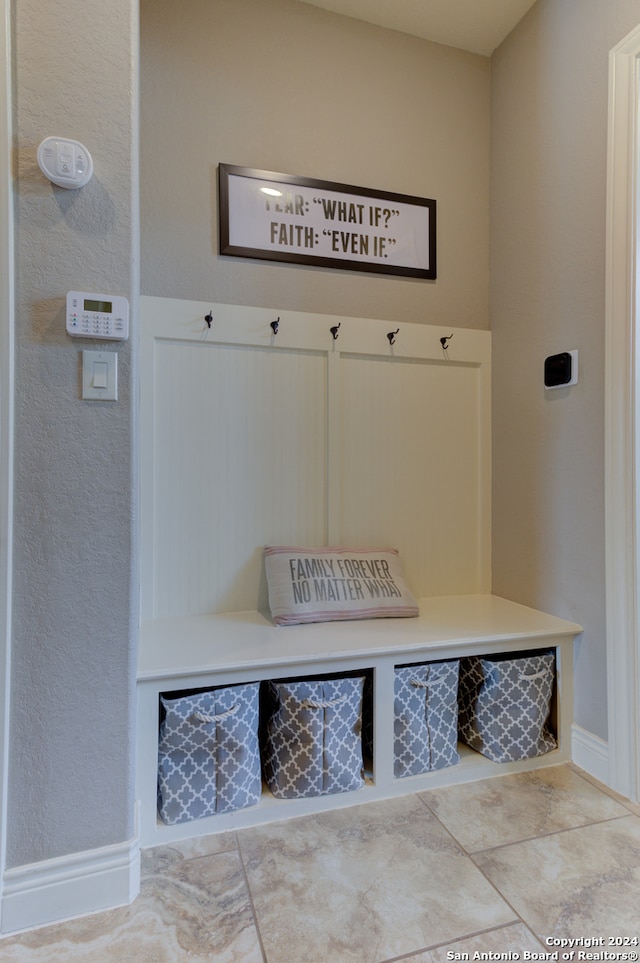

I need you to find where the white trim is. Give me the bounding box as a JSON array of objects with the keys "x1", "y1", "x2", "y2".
[
  {"x1": 571, "y1": 724, "x2": 610, "y2": 786},
  {"x1": 0, "y1": 0, "x2": 14, "y2": 916},
  {"x1": 605, "y1": 22, "x2": 640, "y2": 804},
  {"x1": 0, "y1": 818, "x2": 140, "y2": 936}
]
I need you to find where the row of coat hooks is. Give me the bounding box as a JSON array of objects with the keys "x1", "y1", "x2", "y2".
[{"x1": 204, "y1": 310, "x2": 454, "y2": 350}]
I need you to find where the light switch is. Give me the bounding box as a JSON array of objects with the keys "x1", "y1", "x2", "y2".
[
  {"x1": 82, "y1": 349, "x2": 117, "y2": 401},
  {"x1": 92, "y1": 361, "x2": 108, "y2": 389}
]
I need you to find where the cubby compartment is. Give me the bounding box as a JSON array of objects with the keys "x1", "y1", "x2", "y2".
[
  {"x1": 263, "y1": 675, "x2": 367, "y2": 799},
  {"x1": 393, "y1": 660, "x2": 460, "y2": 778},
  {"x1": 457, "y1": 650, "x2": 557, "y2": 763},
  {"x1": 157, "y1": 682, "x2": 261, "y2": 825}
]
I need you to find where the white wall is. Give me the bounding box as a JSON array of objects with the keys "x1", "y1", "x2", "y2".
[
  {"x1": 491, "y1": 0, "x2": 640, "y2": 742},
  {"x1": 140, "y1": 0, "x2": 491, "y2": 329}
]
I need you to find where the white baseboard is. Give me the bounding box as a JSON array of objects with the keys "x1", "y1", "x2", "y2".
[
  {"x1": 572, "y1": 723, "x2": 610, "y2": 786},
  {"x1": 0, "y1": 823, "x2": 140, "y2": 936}
]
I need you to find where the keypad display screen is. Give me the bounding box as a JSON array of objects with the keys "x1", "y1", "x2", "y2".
[{"x1": 84, "y1": 299, "x2": 112, "y2": 313}]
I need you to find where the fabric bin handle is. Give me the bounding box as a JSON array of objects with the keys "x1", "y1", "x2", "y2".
[
  {"x1": 190, "y1": 705, "x2": 240, "y2": 724},
  {"x1": 519, "y1": 670, "x2": 548, "y2": 681},
  {"x1": 410, "y1": 676, "x2": 447, "y2": 688},
  {"x1": 301, "y1": 694, "x2": 347, "y2": 709}
]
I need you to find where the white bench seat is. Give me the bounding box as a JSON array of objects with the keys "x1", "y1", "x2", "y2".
[{"x1": 136, "y1": 594, "x2": 582, "y2": 847}]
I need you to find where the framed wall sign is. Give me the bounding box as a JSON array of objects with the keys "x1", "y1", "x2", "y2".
[{"x1": 218, "y1": 164, "x2": 436, "y2": 280}]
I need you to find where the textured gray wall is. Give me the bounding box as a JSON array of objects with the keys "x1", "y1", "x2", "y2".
[
  {"x1": 491, "y1": 0, "x2": 640, "y2": 742},
  {"x1": 8, "y1": 0, "x2": 138, "y2": 866}
]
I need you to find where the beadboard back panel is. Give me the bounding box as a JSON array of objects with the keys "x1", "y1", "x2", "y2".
[
  {"x1": 339, "y1": 355, "x2": 485, "y2": 597},
  {"x1": 140, "y1": 298, "x2": 491, "y2": 620},
  {"x1": 152, "y1": 341, "x2": 327, "y2": 618}
]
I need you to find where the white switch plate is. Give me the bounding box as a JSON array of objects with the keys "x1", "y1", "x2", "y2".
[{"x1": 82, "y1": 349, "x2": 117, "y2": 401}]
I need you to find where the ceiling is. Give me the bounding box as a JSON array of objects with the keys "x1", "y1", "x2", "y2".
[{"x1": 294, "y1": 0, "x2": 538, "y2": 56}]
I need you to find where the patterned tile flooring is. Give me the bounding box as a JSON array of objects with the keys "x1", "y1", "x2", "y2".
[{"x1": 1, "y1": 764, "x2": 639, "y2": 962}]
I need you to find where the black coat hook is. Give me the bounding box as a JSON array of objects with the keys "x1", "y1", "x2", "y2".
[
  {"x1": 271, "y1": 317, "x2": 280, "y2": 335},
  {"x1": 440, "y1": 334, "x2": 454, "y2": 349},
  {"x1": 330, "y1": 323, "x2": 341, "y2": 340},
  {"x1": 387, "y1": 328, "x2": 399, "y2": 346},
  {"x1": 204, "y1": 310, "x2": 213, "y2": 328}
]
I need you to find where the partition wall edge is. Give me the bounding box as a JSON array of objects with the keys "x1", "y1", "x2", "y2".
[
  {"x1": 604, "y1": 22, "x2": 640, "y2": 803},
  {"x1": 0, "y1": 0, "x2": 14, "y2": 906}
]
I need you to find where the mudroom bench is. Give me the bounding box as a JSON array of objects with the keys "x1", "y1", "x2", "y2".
[{"x1": 136, "y1": 593, "x2": 582, "y2": 848}]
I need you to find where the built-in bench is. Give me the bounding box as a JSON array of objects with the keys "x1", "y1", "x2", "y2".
[
  {"x1": 137, "y1": 299, "x2": 582, "y2": 848},
  {"x1": 136, "y1": 594, "x2": 582, "y2": 847}
]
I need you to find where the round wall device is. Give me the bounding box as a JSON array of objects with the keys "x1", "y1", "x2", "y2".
[{"x1": 37, "y1": 137, "x2": 93, "y2": 189}]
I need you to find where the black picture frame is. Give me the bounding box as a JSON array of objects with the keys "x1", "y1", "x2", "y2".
[{"x1": 218, "y1": 164, "x2": 436, "y2": 280}]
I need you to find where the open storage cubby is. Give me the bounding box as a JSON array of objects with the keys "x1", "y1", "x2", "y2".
[
  {"x1": 137, "y1": 594, "x2": 580, "y2": 847},
  {"x1": 137, "y1": 298, "x2": 582, "y2": 848}
]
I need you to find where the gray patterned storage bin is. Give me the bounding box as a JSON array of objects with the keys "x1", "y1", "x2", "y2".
[
  {"x1": 458, "y1": 651, "x2": 557, "y2": 763},
  {"x1": 157, "y1": 683, "x2": 261, "y2": 825},
  {"x1": 394, "y1": 661, "x2": 460, "y2": 777},
  {"x1": 263, "y1": 677, "x2": 365, "y2": 799}
]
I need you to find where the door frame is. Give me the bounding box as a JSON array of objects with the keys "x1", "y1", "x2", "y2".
[
  {"x1": 0, "y1": 0, "x2": 13, "y2": 895},
  {"x1": 605, "y1": 22, "x2": 640, "y2": 803}
]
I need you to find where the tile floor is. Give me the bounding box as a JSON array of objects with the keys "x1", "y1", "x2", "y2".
[{"x1": 1, "y1": 764, "x2": 639, "y2": 962}]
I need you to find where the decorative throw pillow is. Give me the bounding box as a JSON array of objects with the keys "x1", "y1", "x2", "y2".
[{"x1": 264, "y1": 545, "x2": 419, "y2": 626}]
